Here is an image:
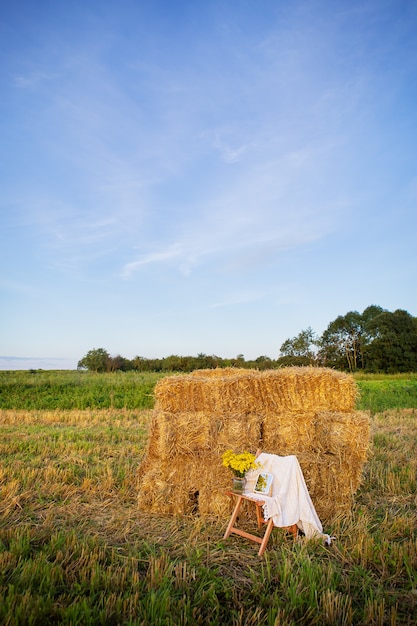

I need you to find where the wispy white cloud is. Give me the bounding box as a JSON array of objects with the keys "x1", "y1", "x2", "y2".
[
  {"x1": 118, "y1": 126, "x2": 346, "y2": 279},
  {"x1": 7, "y1": 6, "x2": 358, "y2": 286},
  {"x1": 14, "y1": 70, "x2": 60, "y2": 88},
  {"x1": 121, "y1": 244, "x2": 184, "y2": 279},
  {"x1": 202, "y1": 128, "x2": 249, "y2": 164}
]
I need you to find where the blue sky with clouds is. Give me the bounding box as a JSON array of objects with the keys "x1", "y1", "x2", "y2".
[{"x1": 1, "y1": 0, "x2": 417, "y2": 370}]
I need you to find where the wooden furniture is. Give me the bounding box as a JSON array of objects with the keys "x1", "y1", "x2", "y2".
[{"x1": 223, "y1": 491, "x2": 297, "y2": 556}]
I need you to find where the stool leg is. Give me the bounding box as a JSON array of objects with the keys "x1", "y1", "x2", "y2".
[
  {"x1": 223, "y1": 495, "x2": 243, "y2": 539},
  {"x1": 288, "y1": 524, "x2": 298, "y2": 539},
  {"x1": 258, "y1": 518, "x2": 274, "y2": 556},
  {"x1": 255, "y1": 504, "x2": 264, "y2": 529}
]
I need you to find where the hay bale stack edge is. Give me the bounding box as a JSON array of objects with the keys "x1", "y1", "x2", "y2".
[{"x1": 137, "y1": 367, "x2": 370, "y2": 521}]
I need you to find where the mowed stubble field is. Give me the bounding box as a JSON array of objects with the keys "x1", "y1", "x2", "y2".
[{"x1": 0, "y1": 371, "x2": 416, "y2": 625}]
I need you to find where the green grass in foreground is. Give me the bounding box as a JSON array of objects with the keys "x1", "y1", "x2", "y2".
[{"x1": 0, "y1": 408, "x2": 417, "y2": 624}]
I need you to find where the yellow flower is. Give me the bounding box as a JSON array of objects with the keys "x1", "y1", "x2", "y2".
[{"x1": 221, "y1": 450, "x2": 259, "y2": 478}]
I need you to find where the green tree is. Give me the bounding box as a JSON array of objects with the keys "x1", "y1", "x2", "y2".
[
  {"x1": 318, "y1": 312, "x2": 364, "y2": 371},
  {"x1": 318, "y1": 307, "x2": 385, "y2": 371},
  {"x1": 364, "y1": 309, "x2": 417, "y2": 373},
  {"x1": 279, "y1": 327, "x2": 318, "y2": 366},
  {"x1": 77, "y1": 348, "x2": 110, "y2": 373},
  {"x1": 359, "y1": 305, "x2": 386, "y2": 369},
  {"x1": 317, "y1": 305, "x2": 417, "y2": 372},
  {"x1": 254, "y1": 355, "x2": 273, "y2": 370},
  {"x1": 107, "y1": 355, "x2": 134, "y2": 372},
  {"x1": 195, "y1": 353, "x2": 221, "y2": 370}
]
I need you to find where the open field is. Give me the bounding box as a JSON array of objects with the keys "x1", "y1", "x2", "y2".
[
  {"x1": 0, "y1": 371, "x2": 164, "y2": 411},
  {"x1": 1, "y1": 370, "x2": 417, "y2": 412},
  {"x1": 354, "y1": 373, "x2": 417, "y2": 414},
  {"x1": 0, "y1": 404, "x2": 416, "y2": 624}
]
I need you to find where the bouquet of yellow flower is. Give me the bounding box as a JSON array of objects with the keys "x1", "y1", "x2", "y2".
[{"x1": 222, "y1": 450, "x2": 259, "y2": 478}]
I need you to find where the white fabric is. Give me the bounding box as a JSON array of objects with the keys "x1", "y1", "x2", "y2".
[{"x1": 245, "y1": 453, "x2": 331, "y2": 543}]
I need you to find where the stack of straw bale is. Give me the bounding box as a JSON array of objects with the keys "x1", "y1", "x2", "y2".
[{"x1": 137, "y1": 367, "x2": 370, "y2": 521}]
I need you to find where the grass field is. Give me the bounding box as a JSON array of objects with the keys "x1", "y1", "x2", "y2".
[
  {"x1": 1, "y1": 370, "x2": 417, "y2": 412},
  {"x1": 354, "y1": 373, "x2": 417, "y2": 414},
  {"x1": 0, "y1": 371, "x2": 164, "y2": 411},
  {"x1": 0, "y1": 371, "x2": 416, "y2": 624}
]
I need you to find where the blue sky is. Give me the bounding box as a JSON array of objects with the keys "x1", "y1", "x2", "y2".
[{"x1": 1, "y1": 0, "x2": 417, "y2": 370}]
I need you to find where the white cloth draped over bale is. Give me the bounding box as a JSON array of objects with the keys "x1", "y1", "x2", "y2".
[{"x1": 245, "y1": 453, "x2": 332, "y2": 543}]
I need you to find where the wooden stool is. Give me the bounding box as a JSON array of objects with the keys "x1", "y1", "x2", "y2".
[{"x1": 223, "y1": 491, "x2": 297, "y2": 556}]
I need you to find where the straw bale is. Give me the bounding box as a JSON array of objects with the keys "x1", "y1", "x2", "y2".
[
  {"x1": 257, "y1": 367, "x2": 358, "y2": 413},
  {"x1": 212, "y1": 412, "x2": 261, "y2": 454},
  {"x1": 262, "y1": 410, "x2": 371, "y2": 456},
  {"x1": 152, "y1": 411, "x2": 213, "y2": 459},
  {"x1": 297, "y1": 450, "x2": 366, "y2": 520},
  {"x1": 138, "y1": 367, "x2": 369, "y2": 523},
  {"x1": 138, "y1": 453, "x2": 232, "y2": 516},
  {"x1": 314, "y1": 411, "x2": 371, "y2": 455},
  {"x1": 141, "y1": 411, "x2": 162, "y2": 461},
  {"x1": 212, "y1": 375, "x2": 260, "y2": 414},
  {"x1": 154, "y1": 375, "x2": 216, "y2": 413},
  {"x1": 261, "y1": 409, "x2": 370, "y2": 520},
  {"x1": 198, "y1": 485, "x2": 231, "y2": 517},
  {"x1": 154, "y1": 367, "x2": 358, "y2": 416},
  {"x1": 154, "y1": 371, "x2": 261, "y2": 415},
  {"x1": 261, "y1": 411, "x2": 318, "y2": 454},
  {"x1": 145, "y1": 408, "x2": 261, "y2": 459},
  {"x1": 190, "y1": 367, "x2": 250, "y2": 377}
]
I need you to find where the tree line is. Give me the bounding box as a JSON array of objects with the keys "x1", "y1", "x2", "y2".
[{"x1": 77, "y1": 305, "x2": 417, "y2": 374}]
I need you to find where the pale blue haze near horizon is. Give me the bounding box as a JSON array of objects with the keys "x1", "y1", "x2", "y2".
[{"x1": 1, "y1": 0, "x2": 417, "y2": 370}]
